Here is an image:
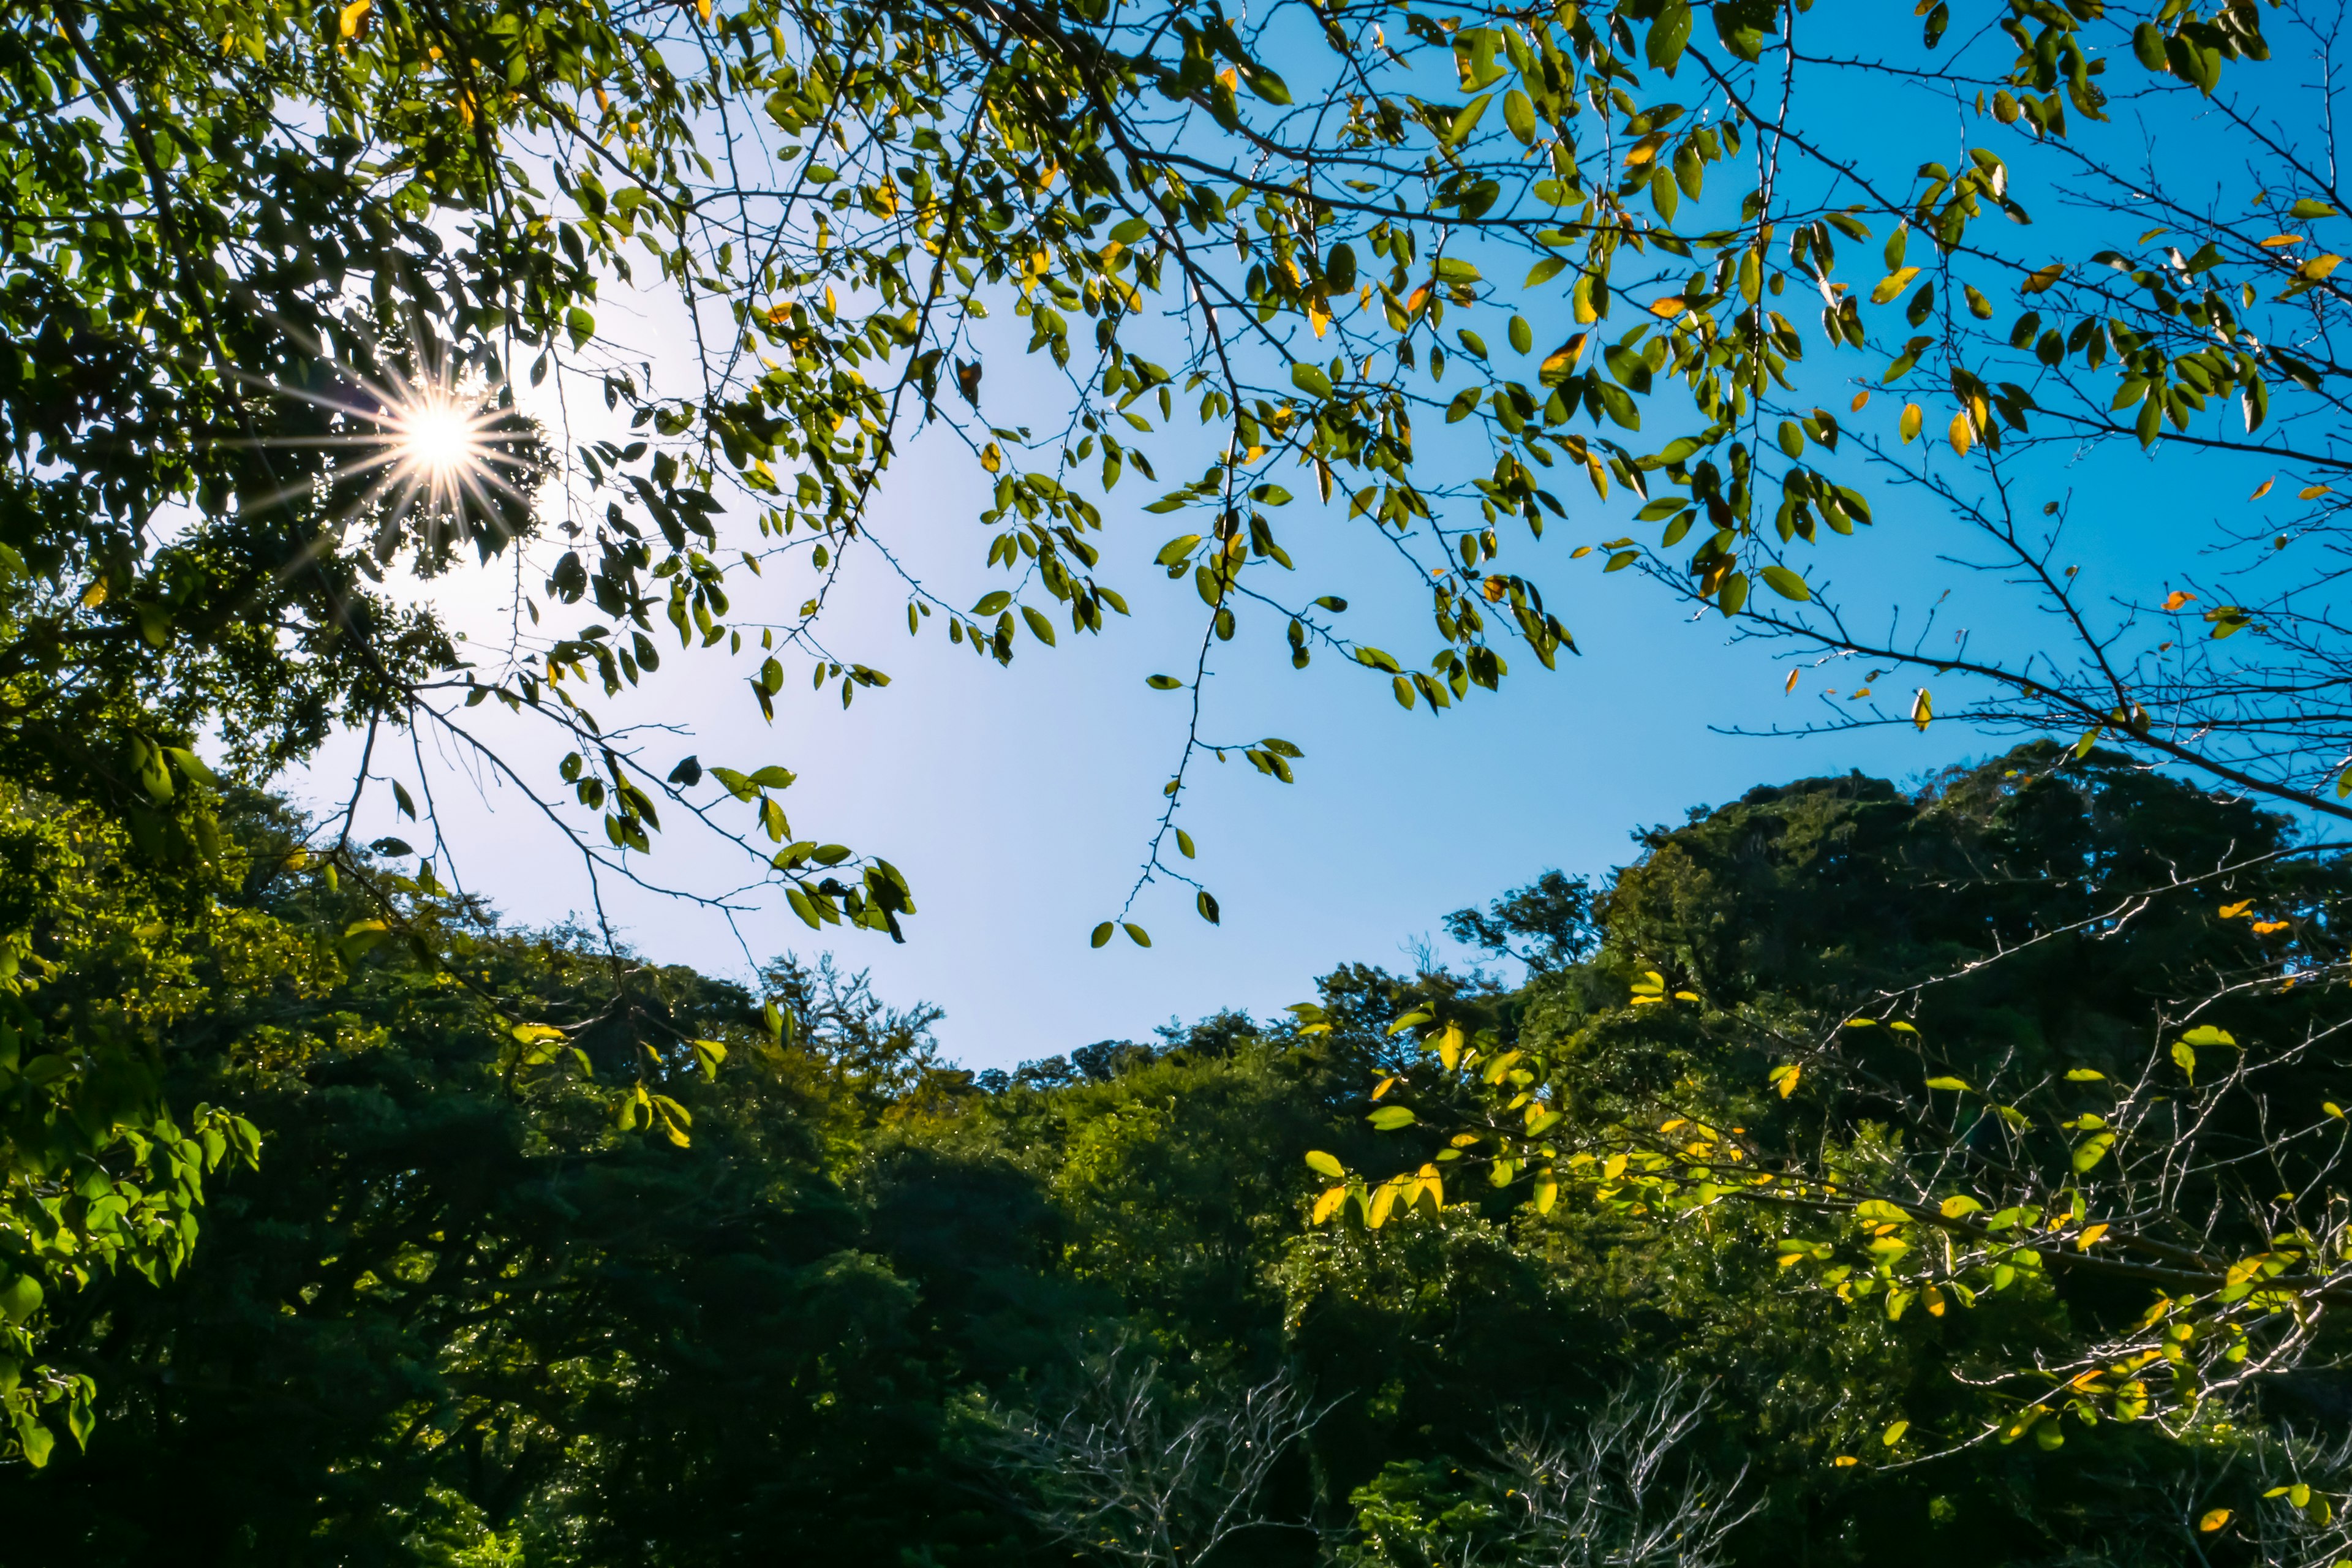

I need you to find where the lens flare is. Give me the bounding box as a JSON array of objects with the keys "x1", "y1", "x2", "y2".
[
  {"x1": 393, "y1": 398, "x2": 486, "y2": 480},
  {"x1": 220, "y1": 325, "x2": 541, "y2": 572}
]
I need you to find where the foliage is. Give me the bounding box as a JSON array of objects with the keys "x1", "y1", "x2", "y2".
[
  {"x1": 6, "y1": 766, "x2": 2352, "y2": 1562},
  {"x1": 1317, "y1": 745, "x2": 2352, "y2": 1452},
  {"x1": 18, "y1": 0, "x2": 2352, "y2": 1475}
]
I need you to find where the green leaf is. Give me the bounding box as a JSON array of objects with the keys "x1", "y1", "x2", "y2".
[
  {"x1": 690, "y1": 1039, "x2": 727, "y2": 1080},
  {"x1": 17, "y1": 1417, "x2": 52, "y2": 1468},
  {"x1": 2179, "y1": 1025, "x2": 2236, "y2": 1047},
  {"x1": 164, "y1": 746, "x2": 220, "y2": 788},
  {"x1": 1760, "y1": 565, "x2": 1812, "y2": 601},
  {"x1": 1442, "y1": 94, "x2": 1493, "y2": 148},
  {"x1": 1368, "y1": 1105, "x2": 1417, "y2": 1130},
  {"x1": 1090, "y1": 921, "x2": 1114, "y2": 948},
  {"x1": 1122, "y1": 922, "x2": 1152, "y2": 948},
  {"x1": 1924, "y1": 1076, "x2": 1970, "y2": 1092},
  {"x1": 0, "y1": 1273, "x2": 42, "y2": 1325},
  {"x1": 1290, "y1": 363, "x2": 1333, "y2": 399},
  {"x1": 1502, "y1": 90, "x2": 1537, "y2": 145},
  {"x1": 1306, "y1": 1149, "x2": 1347, "y2": 1178},
  {"x1": 1646, "y1": 0, "x2": 1694, "y2": 72},
  {"x1": 1196, "y1": 889, "x2": 1221, "y2": 924},
  {"x1": 1146, "y1": 674, "x2": 1183, "y2": 690},
  {"x1": 971, "y1": 590, "x2": 1012, "y2": 615},
  {"x1": 1593, "y1": 382, "x2": 1640, "y2": 429}
]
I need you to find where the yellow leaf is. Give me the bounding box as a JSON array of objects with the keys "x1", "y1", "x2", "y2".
[
  {"x1": 1602, "y1": 1153, "x2": 1627, "y2": 1180},
  {"x1": 1368, "y1": 1181, "x2": 1400, "y2": 1229},
  {"x1": 2261, "y1": 235, "x2": 2306, "y2": 247},
  {"x1": 696, "y1": 0, "x2": 712, "y2": 18},
  {"x1": 1534, "y1": 1174, "x2": 1559, "y2": 1213},
  {"x1": 1923, "y1": 1285, "x2": 1946, "y2": 1316},
  {"x1": 2163, "y1": 590, "x2": 2196, "y2": 610},
  {"x1": 1911, "y1": 688, "x2": 1933, "y2": 731},
  {"x1": 1648, "y1": 296, "x2": 1689, "y2": 317},
  {"x1": 2253, "y1": 919, "x2": 2291, "y2": 933},
  {"x1": 1833, "y1": 1455, "x2": 1860, "y2": 1468},
  {"x1": 2301, "y1": 254, "x2": 2343, "y2": 281},
  {"x1": 1785, "y1": 668, "x2": 1800, "y2": 695},
  {"x1": 1770, "y1": 1062, "x2": 1801, "y2": 1098},
  {"x1": 2252, "y1": 477, "x2": 2275, "y2": 499},
  {"x1": 2220, "y1": 900, "x2": 2253, "y2": 918},
  {"x1": 2326, "y1": 1102, "x2": 2345, "y2": 1119},
  {"x1": 1312, "y1": 1185, "x2": 1349, "y2": 1224},
  {"x1": 2077, "y1": 1222, "x2": 2110, "y2": 1250},
  {"x1": 1883, "y1": 1420, "x2": 1910, "y2": 1446},
  {"x1": 2199, "y1": 1509, "x2": 2232, "y2": 1533},
  {"x1": 1437, "y1": 1022, "x2": 1465, "y2": 1071},
  {"x1": 1949, "y1": 411, "x2": 1974, "y2": 457},
  {"x1": 2302, "y1": 484, "x2": 2335, "y2": 500},
  {"x1": 1851, "y1": 390, "x2": 1871, "y2": 412},
  {"x1": 2021, "y1": 262, "x2": 2066, "y2": 294},
  {"x1": 1899, "y1": 402, "x2": 1924, "y2": 443},
  {"x1": 1870, "y1": 266, "x2": 1922, "y2": 304},
  {"x1": 337, "y1": 0, "x2": 370, "y2": 39}
]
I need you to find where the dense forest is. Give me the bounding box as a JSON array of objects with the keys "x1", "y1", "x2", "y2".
[
  {"x1": 13, "y1": 0, "x2": 2352, "y2": 1556},
  {"x1": 1, "y1": 744, "x2": 2343, "y2": 1566}
]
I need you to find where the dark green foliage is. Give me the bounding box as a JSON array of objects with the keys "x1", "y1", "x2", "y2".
[{"x1": 4, "y1": 751, "x2": 2345, "y2": 1564}]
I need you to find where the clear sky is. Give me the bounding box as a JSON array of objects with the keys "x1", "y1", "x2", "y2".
[{"x1": 288, "y1": 6, "x2": 2300, "y2": 1071}]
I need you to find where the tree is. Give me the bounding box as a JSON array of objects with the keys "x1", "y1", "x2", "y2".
[
  {"x1": 1311, "y1": 747, "x2": 2352, "y2": 1453},
  {"x1": 1446, "y1": 872, "x2": 1600, "y2": 975},
  {"x1": 0, "y1": 811, "x2": 1039, "y2": 1562},
  {"x1": 982, "y1": 1343, "x2": 1325, "y2": 1568},
  {"x1": 13, "y1": 0, "x2": 2352, "y2": 1477},
  {"x1": 1343, "y1": 1375, "x2": 1752, "y2": 1568}
]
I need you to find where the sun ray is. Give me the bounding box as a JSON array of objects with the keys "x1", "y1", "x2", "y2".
[{"x1": 208, "y1": 307, "x2": 543, "y2": 580}]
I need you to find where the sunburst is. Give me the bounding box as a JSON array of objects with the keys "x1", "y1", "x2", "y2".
[{"x1": 221, "y1": 324, "x2": 546, "y2": 573}]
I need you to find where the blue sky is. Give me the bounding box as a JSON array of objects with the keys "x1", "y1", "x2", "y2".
[{"x1": 290, "y1": 4, "x2": 2321, "y2": 1069}]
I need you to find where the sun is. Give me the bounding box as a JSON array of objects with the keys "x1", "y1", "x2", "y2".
[
  {"x1": 393, "y1": 397, "x2": 486, "y2": 480},
  {"x1": 230, "y1": 339, "x2": 538, "y2": 556}
]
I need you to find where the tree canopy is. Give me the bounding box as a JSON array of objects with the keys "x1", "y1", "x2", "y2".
[
  {"x1": 9, "y1": 0, "x2": 2352, "y2": 1528},
  {"x1": 2, "y1": 753, "x2": 2346, "y2": 1565}
]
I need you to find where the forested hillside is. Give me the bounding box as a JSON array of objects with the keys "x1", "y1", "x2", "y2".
[{"x1": 1, "y1": 746, "x2": 2341, "y2": 1566}]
